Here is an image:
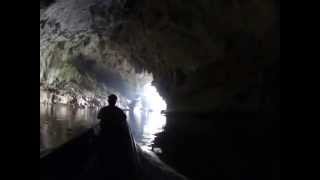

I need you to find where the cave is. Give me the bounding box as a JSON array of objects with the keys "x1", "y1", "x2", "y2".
[{"x1": 40, "y1": 0, "x2": 280, "y2": 180}]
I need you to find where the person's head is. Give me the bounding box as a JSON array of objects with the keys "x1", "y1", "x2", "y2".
[{"x1": 108, "y1": 94, "x2": 117, "y2": 106}]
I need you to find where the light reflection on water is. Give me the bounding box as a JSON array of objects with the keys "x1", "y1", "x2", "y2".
[
  {"x1": 40, "y1": 104, "x2": 97, "y2": 151},
  {"x1": 126, "y1": 108, "x2": 166, "y2": 151},
  {"x1": 40, "y1": 104, "x2": 166, "y2": 154}
]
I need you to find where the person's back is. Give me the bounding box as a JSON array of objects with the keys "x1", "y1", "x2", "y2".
[
  {"x1": 96, "y1": 94, "x2": 137, "y2": 179},
  {"x1": 98, "y1": 105, "x2": 127, "y2": 137}
]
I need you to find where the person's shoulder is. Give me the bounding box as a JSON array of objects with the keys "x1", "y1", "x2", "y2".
[
  {"x1": 114, "y1": 106, "x2": 126, "y2": 114},
  {"x1": 115, "y1": 106, "x2": 124, "y2": 112},
  {"x1": 98, "y1": 106, "x2": 110, "y2": 112},
  {"x1": 99, "y1": 106, "x2": 108, "y2": 110}
]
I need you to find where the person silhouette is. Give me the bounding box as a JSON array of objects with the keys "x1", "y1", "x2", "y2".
[
  {"x1": 98, "y1": 94, "x2": 127, "y2": 136},
  {"x1": 96, "y1": 94, "x2": 138, "y2": 179}
]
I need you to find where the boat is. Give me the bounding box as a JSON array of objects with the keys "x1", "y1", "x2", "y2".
[{"x1": 40, "y1": 126, "x2": 188, "y2": 180}]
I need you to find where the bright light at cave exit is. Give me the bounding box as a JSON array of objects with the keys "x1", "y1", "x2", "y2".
[
  {"x1": 142, "y1": 83, "x2": 167, "y2": 132},
  {"x1": 142, "y1": 83, "x2": 167, "y2": 112},
  {"x1": 134, "y1": 83, "x2": 167, "y2": 151}
]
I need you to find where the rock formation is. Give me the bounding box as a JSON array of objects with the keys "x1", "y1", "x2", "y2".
[{"x1": 40, "y1": 0, "x2": 279, "y2": 111}]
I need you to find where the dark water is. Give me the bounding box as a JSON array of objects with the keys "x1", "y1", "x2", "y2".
[
  {"x1": 40, "y1": 104, "x2": 166, "y2": 155},
  {"x1": 40, "y1": 104, "x2": 280, "y2": 179},
  {"x1": 155, "y1": 111, "x2": 280, "y2": 180}
]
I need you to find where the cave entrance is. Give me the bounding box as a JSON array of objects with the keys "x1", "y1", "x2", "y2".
[{"x1": 127, "y1": 83, "x2": 167, "y2": 152}]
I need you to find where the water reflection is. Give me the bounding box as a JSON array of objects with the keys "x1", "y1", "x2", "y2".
[
  {"x1": 40, "y1": 103, "x2": 166, "y2": 154},
  {"x1": 126, "y1": 108, "x2": 166, "y2": 151},
  {"x1": 40, "y1": 104, "x2": 98, "y2": 152}
]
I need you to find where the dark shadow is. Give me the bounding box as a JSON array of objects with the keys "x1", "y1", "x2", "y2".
[
  {"x1": 96, "y1": 94, "x2": 139, "y2": 179},
  {"x1": 40, "y1": 0, "x2": 55, "y2": 9}
]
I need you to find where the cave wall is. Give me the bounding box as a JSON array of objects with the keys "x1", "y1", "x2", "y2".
[
  {"x1": 40, "y1": 0, "x2": 154, "y2": 108},
  {"x1": 40, "y1": 0, "x2": 279, "y2": 112},
  {"x1": 124, "y1": 0, "x2": 280, "y2": 111}
]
